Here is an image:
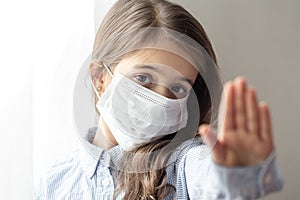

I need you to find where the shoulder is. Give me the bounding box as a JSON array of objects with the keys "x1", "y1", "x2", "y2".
[
  {"x1": 34, "y1": 149, "x2": 85, "y2": 199},
  {"x1": 173, "y1": 138, "x2": 211, "y2": 168},
  {"x1": 169, "y1": 138, "x2": 212, "y2": 182},
  {"x1": 169, "y1": 138, "x2": 212, "y2": 199},
  {"x1": 45, "y1": 149, "x2": 83, "y2": 179}
]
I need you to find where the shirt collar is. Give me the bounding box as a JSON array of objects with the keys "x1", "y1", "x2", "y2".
[
  {"x1": 79, "y1": 126, "x2": 124, "y2": 179},
  {"x1": 79, "y1": 127, "x2": 204, "y2": 179}
]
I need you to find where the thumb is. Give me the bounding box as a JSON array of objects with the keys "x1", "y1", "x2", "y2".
[
  {"x1": 198, "y1": 124, "x2": 218, "y2": 148},
  {"x1": 199, "y1": 124, "x2": 225, "y2": 163}
]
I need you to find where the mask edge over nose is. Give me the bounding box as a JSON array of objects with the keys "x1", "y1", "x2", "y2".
[{"x1": 92, "y1": 67, "x2": 189, "y2": 151}]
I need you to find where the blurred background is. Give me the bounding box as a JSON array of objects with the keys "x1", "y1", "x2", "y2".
[
  {"x1": 0, "y1": 0, "x2": 299, "y2": 199},
  {"x1": 172, "y1": 1, "x2": 299, "y2": 199}
]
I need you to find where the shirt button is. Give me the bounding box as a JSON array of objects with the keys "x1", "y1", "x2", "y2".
[{"x1": 102, "y1": 178, "x2": 110, "y2": 186}]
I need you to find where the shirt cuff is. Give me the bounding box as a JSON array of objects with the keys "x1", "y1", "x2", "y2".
[{"x1": 208, "y1": 149, "x2": 285, "y2": 199}]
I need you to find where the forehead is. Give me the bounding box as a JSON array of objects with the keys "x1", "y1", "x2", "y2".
[{"x1": 114, "y1": 49, "x2": 198, "y2": 82}]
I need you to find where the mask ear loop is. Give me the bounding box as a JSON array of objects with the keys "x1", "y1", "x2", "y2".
[
  {"x1": 90, "y1": 78, "x2": 101, "y2": 99},
  {"x1": 90, "y1": 62, "x2": 114, "y2": 99},
  {"x1": 103, "y1": 62, "x2": 114, "y2": 77}
]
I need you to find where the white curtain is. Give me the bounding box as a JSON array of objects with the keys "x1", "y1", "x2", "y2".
[
  {"x1": 0, "y1": 0, "x2": 116, "y2": 199},
  {"x1": 0, "y1": 0, "x2": 35, "y2": 199},
  {"x1": 32, "y1": 0, "x2": 95, "y2": 186}
]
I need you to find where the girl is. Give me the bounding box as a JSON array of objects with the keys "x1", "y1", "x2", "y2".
[{"x1": 35, "y1": 0, "x2": 284, "y2": 199}]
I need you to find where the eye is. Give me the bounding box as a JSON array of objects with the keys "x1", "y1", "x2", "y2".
[
  {"x1": 133, "y1": 74, "x2": 153, "y2": 85},
  {"x1": 170, "y1": 85, "x2": 187, "y2": 96}
]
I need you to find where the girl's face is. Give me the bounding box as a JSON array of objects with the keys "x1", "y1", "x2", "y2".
[
  {"x1": 98, "y1": 49, "x2": 199, "y2": 147},
  {"x1": 103, "y1": 49, "x2": 198, "y2": 99}
]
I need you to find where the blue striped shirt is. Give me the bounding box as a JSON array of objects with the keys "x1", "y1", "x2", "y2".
[{"x1": 35, "y1": 127, "x2": 284, "y2": 199}]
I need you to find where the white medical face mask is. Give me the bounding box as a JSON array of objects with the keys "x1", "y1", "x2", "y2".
[{"x1": 91, "y1": 64, "x2": 189, "y2": 151}]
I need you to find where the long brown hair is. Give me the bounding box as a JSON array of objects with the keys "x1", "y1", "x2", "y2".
[{"x1": 90, "y1": 0, "x2": 220, "y2": 199}]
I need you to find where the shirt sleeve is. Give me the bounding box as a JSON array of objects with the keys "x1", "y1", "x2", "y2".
[{"x1": 184, "y1": 145, "x2": 285, "y2": 200}]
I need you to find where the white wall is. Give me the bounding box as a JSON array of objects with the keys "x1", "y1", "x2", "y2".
[{"x1": 173, "y1": 0, "x2": 300, "y2": 199}]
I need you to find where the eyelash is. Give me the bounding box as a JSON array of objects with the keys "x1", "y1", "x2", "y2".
[
  {"x1": 133, "y1": 74, "x2": 187, "y2": 95},
  {"x1": 133, "y1": 74, "x2": 152, "y2": 85},
  {"x1": 170, "y1": 85, "x2": 187, "y2": 94}
]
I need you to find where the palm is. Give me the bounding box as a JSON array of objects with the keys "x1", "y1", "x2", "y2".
[{"x1": 200, "y1": 77, "x2": 273, "y2": 166}]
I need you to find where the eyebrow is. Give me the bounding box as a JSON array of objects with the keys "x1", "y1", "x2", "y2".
[
  {"x1": 133, "y1": 65, "x2": 159, "y2": 71},
  {"x1": 133, "y1": 64, "x2": 194, "y2": 85},
  {"x1": 179, "y1": 77, "x2": 194, "y2": 85}
]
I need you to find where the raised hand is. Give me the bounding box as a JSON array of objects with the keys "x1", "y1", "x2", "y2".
[{"x1": 199, "y1": 77, "x2": 274, "y2": 166}]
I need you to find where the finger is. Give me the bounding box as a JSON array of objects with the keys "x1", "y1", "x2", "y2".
[
  {"x1": 259, "y1": 102, "x2": 273, "y2": 142},
  {"x1": 221, "y1": 82, "x2": 235, "y2": 131},
  {"x1": 246, "y1": 87, "x2": 259, "y2": 134},
  {"x1": 234, "y1": 77, "x2": 247, "y2": 130}
]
